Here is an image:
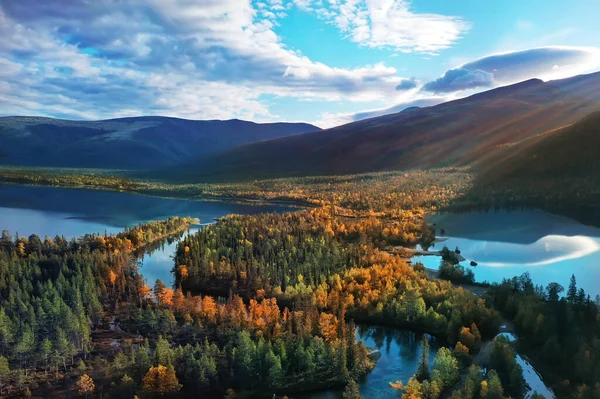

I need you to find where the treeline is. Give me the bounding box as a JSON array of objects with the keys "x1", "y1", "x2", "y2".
[
  {"x1": 191, "y1": 168, "x2": 473, "y2": 216},
  {"x1": 0, "y1": 167, "x2": 143, "y2": 191},
  {"x1": 0, "y1": 166, "x2": 475, "y2": 217},
  {"x1": 487, "y1": 273, "x2": 600, "y2": 399}
]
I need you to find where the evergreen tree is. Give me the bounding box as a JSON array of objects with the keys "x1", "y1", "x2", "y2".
[
  {"x1": 0, "y1": 355, "x2": 10, "y2": 394},
  {"x1": 567, "y1": 274, "x2": 577, "y2": 303},
  {"x1": 342, "y1": 380, "x2": 363, "y2": 399},
  {"x1": 416, "y1": 335, "x2": 430, "y2": 381}
]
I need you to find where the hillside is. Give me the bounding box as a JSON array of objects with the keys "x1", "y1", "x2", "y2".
[
  {"x1": 173, "y1": 72, "x2": 600, "y2": 182},
  {"x1": 0, "y1": 116, "x2": 320, "y2": 169},
  {"x1": 479, "y1": 111, "x2": 600, "y2": 181},
  {"x1": 460, "y1": 111, "x2": 600, "y2": 225}
]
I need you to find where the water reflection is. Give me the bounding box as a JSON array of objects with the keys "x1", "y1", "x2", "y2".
[{"x1": 415, "y1": 211, "x2": 600, "y2": 296}]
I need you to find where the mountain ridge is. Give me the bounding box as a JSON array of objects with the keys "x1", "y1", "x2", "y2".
[
  {"x1": 0, "y1": 116, "x2": 320, "y2": 170},
  {"x1": 170, "y1": 71, "x2": 600, "y2": 182}
]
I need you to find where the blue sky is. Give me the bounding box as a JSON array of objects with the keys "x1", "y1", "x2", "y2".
[{"x1": 1, "y1": 0, "x2": 600, "y2": 128}]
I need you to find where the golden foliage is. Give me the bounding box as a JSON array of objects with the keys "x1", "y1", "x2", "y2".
[
  {"x1": 142, "y1": 365, "x2": 181, "y2": 394},
  {"x1": 318, "y1": 312, "x2": 338, "y2": 342},
  {"x1": 75, "y1": 374, "x2": 95, "y2": 396}
]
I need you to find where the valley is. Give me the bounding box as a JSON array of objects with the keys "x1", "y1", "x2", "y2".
[{"x1": 1, "y1": 74, "x2": 600, "y2": 399}]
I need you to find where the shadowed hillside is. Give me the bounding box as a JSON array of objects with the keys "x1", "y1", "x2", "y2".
[
  {"x1": 479, "y1": 111, "x2": 600, "y2": 181},
  {"x1": 0, "y1": 116, "x2": 320, "y2": 169},
  {"x1": 463, "y1": 111, "x2": 600, "y2": 225},
  {"x1": 173, "y1": 72, "x2": 600, "y2": 182}
]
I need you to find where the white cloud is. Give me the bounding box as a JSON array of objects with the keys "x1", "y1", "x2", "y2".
[
  {"x1": 0, "y1": 0, "x2": 408, "y2": 121},
  {"x1": 422, "y1": 46, "x2": 600, "y2": 93},
  {"x1": 298, "y1": 0, "x2": 470, "y2": 53}
]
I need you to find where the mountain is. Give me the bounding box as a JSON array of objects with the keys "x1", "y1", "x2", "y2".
[
  {"x1": 174, "y1": 72, "x2": 600, "y2": 182},
  {"x1": 0, "y1": 116, "x2": 320, "y2": 169}
]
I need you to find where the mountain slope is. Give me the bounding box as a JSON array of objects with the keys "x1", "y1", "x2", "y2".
[
  {"x1": 175, "y1": 72, "x2": 600, "y2": 181},
  {"x1": 0, "y1": 116, "x2": 320, "y2": 169},
  {"x1": 479, "y1": 111, "x2": 600, "y2": 181},
  {"x1": 464, "y1": 111, "x2": 600, "y2": 225}
]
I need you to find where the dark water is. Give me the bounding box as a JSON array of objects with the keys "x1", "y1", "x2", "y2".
[
  {"x1": 0, "y1": 183, "x2": 295, "y2": 285},
  {"x1": 300, "y1": 326, "x2": 438, "y2": 399},
  {"x1": 414, "y1": 210, "x2": 600, "y2": 297}
]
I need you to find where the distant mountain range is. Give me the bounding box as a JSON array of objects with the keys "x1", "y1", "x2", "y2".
[
  {"x1": 0, "y1": 116, "x2": 320, "y2": 169},
  {"x1": 171, "y1": 71, "x2": 600, "y2": 181},
  {"x1": 3, "y1": 72, "x2": 600, "y2": 183}
]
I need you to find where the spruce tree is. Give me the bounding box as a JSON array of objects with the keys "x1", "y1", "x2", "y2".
[
  {"x1": 416, "y1": 335, "x2": 430, "y2": 381},
  {"x1": 567, "y1": 274, "x2": 577, "y2": 303}
]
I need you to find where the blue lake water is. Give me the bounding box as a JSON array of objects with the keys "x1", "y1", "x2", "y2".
[{"x1": 414, "y1": 210, "x2": 600, "y2": 297}]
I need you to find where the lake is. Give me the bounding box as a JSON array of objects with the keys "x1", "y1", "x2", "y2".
[
  {"x1": 414, "y1": 210, "x2": 600, "y2": 297},
  {"x1": 0, "y1": 183, "x2": 295, "y2": 285}
]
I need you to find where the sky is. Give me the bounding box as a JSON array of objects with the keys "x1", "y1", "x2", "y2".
[{"x1": 1, "y1": 0, "x2": 600, "y2": 128}]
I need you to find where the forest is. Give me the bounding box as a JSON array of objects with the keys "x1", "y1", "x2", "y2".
[
  {"x1": 2, "y1": 164, "x2": 598, "y2": 227},
  {"x1": 0, "y1": 167, "x2": 598, "y2": 399},
  {"x1": 487, "y1": 273, "x2": 600, "y2": 398}
]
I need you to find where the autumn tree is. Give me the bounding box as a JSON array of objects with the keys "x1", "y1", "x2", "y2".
[
  {"x1": 142, "y1": 365, "x2": 181, "y2": 395},
  {"x1": 224, "y1": 388, "x2": 237, "y2": 399},
  {"x1": 453, "y1": 342, "x2": 470, "y2": 366},
  {"x1": 319, "y1": 312, "x2": 338, "y2": 342},
  {"x1": 401, "y1": 377, "x2": 422, "y2": 399},
  {"x1": 76, "y1": 374, "x2": 95, "y2": 399}
]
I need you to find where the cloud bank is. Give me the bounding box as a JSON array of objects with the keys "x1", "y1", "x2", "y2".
[
  {"x1": 422, "y1": 46, "x2": 600, "y2": 93},
  {"x1": 0, "y1": 0, "x2": 425, "y2": 122}
]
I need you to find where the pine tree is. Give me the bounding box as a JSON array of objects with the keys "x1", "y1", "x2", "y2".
[
  {"x1": 342, "y1": 379, "x2": 363, "y2": 399},
  {"x1": 416, "y1": 335, "x2": 430, "y2": 381},
  {"x1": 567, "y1": 274, "x2": 577, "y2": 303},
  {"x1": 0, "y1": 355, "x2": 10, "y2": 395}
]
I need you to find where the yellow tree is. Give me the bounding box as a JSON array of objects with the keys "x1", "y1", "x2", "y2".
[
  {"x1": 75, "y1": 374, "x2": 95, "y2": 399},
  {"x1": 318, "y1": 312, "x2": 338, "y2": 342},
  {"x1": 201, "y1": 296, "x2": 218, "y2": 323},
  {"x1": 142, "y1": 365, "x2": 181, "y2": 395}
]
